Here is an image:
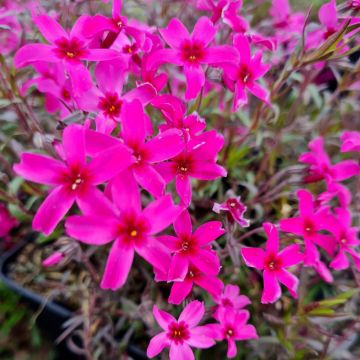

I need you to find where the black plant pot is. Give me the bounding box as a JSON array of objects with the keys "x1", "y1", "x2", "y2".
[{"x1": 0, "y1": 236, "x2": 148, "y2": 360}]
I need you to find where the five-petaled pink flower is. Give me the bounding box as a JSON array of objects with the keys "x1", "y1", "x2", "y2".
[
  {"x1": 213, "y1": 195, "x2": 250, "y2": 227},
  {"x1": 241, "y1": 222, "x2": 303, "y2": 303},
  {"x1": 299, "y1": 137, "x2": 359, "y2": 184},
  {"x1": 65, "y1": 171, "x2": 182, "y2": 290},
  {"x1": 279, "y1": 189, "x2": 335, "y2": 266},
  {"x1": 14, "y1": 124, "x2": 133, "y2": 235},
  {"x1": 147, "y1": 301, "x2": 215, "y2": 360},
  {"x1": 223, "y1": 34, "x2": 270, "y2": 110},
  {"x1": 156, "y1": 130, "x2": 227, "y2": 206},
  {"x1": 14, "y1": 14, "x2": 120, "y2": 94},
  {"x1": 206, "y1": 307, "x2": 258, "y2": 358},
  {"x1": 147, "y1": 16, "x2": 239, "y2": 100},
  {"x1": 158, "y1": 209, "x2": 224, "y2": 281}
]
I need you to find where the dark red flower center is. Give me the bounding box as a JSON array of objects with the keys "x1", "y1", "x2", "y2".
[
  {"x1": 123, "y1": 44, "x2": 137, "y2": 54},
  {"x1": 224, "y1": 326, "x2": 235, "y2": 339},
  {"x1": 61, "y1": 87, "x2": 71, "y2": 101},
  {"x1": 324, "y1": 28, "x2": 336, "y2": 40},
  {"x1": 221, "y1": 298, "x2": 233, "y2": 307},
  {"x1": 167, "y1": 321, "x2": 190, "y2": 344},
  {"x1": 61, "y1": 166, "x2": 90, "y2": 193},
  {"x1": 98, "y1": 92, "x2": 122, "y2": 118},
  {"x1": 54, "y1": 37, "x2": 87, "y2": 61},
  {"x1": 265, "y1": 256, "x2": 282, "y2": 271},
  {"x1": 178, "y1": 235, "x2": 194, "y2": 254},
  {"x1": 118, "y1": 213, "x2": 149, "y2": 244},
  {"x1": 180, "y1": 40, "x2": 205, "y2": 64},
  {"x1": 303, "y1": 219, "x2": 315, "y2": 235},
  {"x1": 237, "y1": 64, "x2": 252, "y2": 84}
]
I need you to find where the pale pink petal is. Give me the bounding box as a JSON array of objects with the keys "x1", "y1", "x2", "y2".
[
  {"x1": 168, "y1": 254, "x2": 189, "y2": 281},
  {"x1": 14, "y1": 153, "x2": 66, "y2": 185},
  {"x1": 147, "y1": 332, "x2": 169, "y2": 358},
  {"x1": 264, "y1": 222, "x2": 279, "y2": 254},
  {"x1": 193, "y1": 221, "x2": 225, "y2": 245},
  {"x1": 33, "y1": 186, "x2": 75, "y2": 235},
  {"x1": 65, "y1": 215, "x2": 118, "y2": 245},
  {"x1": 160, "y1": 18, "x2": 190, "y2": 49},
  {"x1": 33, "y1": 14, "x2": 67, "y2": 43},
  {"x1": 100, "y1": 240, "x2": 134, "y2": 290},
  {"x1": 111, "y1": 171, "x2": 141, "y2": 213},
  {"x1": 187, "y1": 326, "x2": 215, "y2": 348},
  {"x1": 277, "y1": 244, "x2": 303, "y2": 267},
  {"x1": 169, "y1": 343, "x2": 194, "y2": 360},
  {"x1": 277, "y1": 269, "x2": 299, "y2": 298},
  {"x1": 176, "y1": 175, "x2": 192, "y2": 206},
  {"x1": 133, "y1": 164, "x2": 166, "y2": 198},
  {"x1": 174, "y1": 210, "x2": 192, "y2": 237},
  {"x1": 14, "y1": 44, "x2": 58, "y2": 68},
  {"x1": 88, "y1": 144, "x2": 134, "y2": 184},
  {"x1": 241, "y1": 247, "x2": 266, "y2": 269},
  {"x1": 261, "y1": 270, "x2": 281, "y2": 304},
  {"x1": 153, "y1": 305, "x2": 176, "y2": 330},
  {"x1": 191, "y1": 17, "x2": 216, "y2": 46},
  {"x1": 121, "y1": 100, "x2": 146, "y2": 146},
  {"x1": 143, "y1": 194, "x2": 183, "y2": 234},
  {"x1": 169, "y1": 280, "x2": 193, "y2": 304},
  {"x1": 184, "y1": 65, "x2": 205, "y2": 100},
  {"x1": 144, "y1": 129, "x2": 185, "y2": 163}
]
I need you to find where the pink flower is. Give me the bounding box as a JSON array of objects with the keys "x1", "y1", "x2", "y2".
[
  {"x1": 76, "y1": 60, "x2": 156, "y2": 132},
  {"x1": 158, "y1": 209, "x2": 224, "y2": 281},
  {"x1": 222, "y1": 0, "x2": 249, "y2": 33},
  {"x1": 0, "y1": 203, "x2": 18, "y2": 237},
  {"x1": 14, "y1": 14, "x2": 120, "y2": 93},
  {"x1": 279, "y1": 189, "x2": 335, "y2": 266},
  {"x1": 213, "y1": 284, "x2": 251, "y2": 319},
  {"x1": 42, "y1": 251, "x2": 64, "y2": 267},
  {"x1": 196, "y1": 0, "x2": 228, "y2": 23},
  {"x1": 65, "y1": 172, "x2": 182, "y2": 290},
  {"x1": 14, "y1": 124, "x2": 133, "y2": 235},
  {"x1": 325, "y1": 208, "x2": 360, "y2": 271},
  {"x1": 213, "y1": 196, "x2": 249, "y2": 227},
  {"x1": 147, "y1": 301, "x2": 215, "y2": 359},
  {"x1": 223, "y1": 34, "x2": 270, "y2": 110},
  {"x1": 156, "y1": 130, "x2": 227, "y2": 206},
  {"x1": 299, "y1": 137, "x2": 360, "y2": 184},
  {"x1": 341, "y1": 131, "x2": 360, "y2": 152},
  {"x1": 206, "y1": 308, "x2": 258, "y2": 358},
  {"x1": 147, "y1": 17, "x2": 239, "y2": 100},
  {"x1": 241, "y1": 223, "x2": 303, "y2": 303}
]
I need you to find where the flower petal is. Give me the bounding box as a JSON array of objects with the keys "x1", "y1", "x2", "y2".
[
  {"x1": 174, "y1": 209, "x2": 192, "y2": 237},
  {"x1": 179, "y1": 300, "x2": 204, "y2": 327},
  {"x1": 123, "y1": 83, "x2": 157, "y2": 105},
  {"x1": 184, "y1": 65, "x2": 205, "y2": 100},
  {"x1": 261, "y1": 270, "x2": 281, "y2": 304},
  {"x1": 168, "y1": 254, "x2": 189, "y2": 282},
  {"x1": 189, "y1": 161, "x2": 227, "y2": 180},
  {"x1": 169, "y1": 343, "x2": 194, "y2": 360},
  {"x1": 14, "y1": 44, "x2": 58, "y2": 68},
  {"x1": 193, "y1": 221, "x2": 225, "y2": 245},
  {"x1": 176, "y1": 175, "x2": 192, "y2": 206},
  {"x1": 279, "y1": 217, "x2": 304, "y2": 236},
  {"x1": 204, "y1": 45, "x2": 239, "y2": 65},
  {"x1": 33, "y1": 14, "x2": 67, "y2": 43},
  {"x1": 133, "y1": 164, "x2": 166, "y2": 198},
  {"x1": 331, "y1": 160, "x2": 360, "y2": 181},
  {"x1": 277, "y1": 244, "x2": 304, "y2": 267},
  {"x1": 160, "y1": 18, "x2": 190, "y2": 48},
  {"x1": 63, "y1": 124, "x2": 86, "y2": 166},
  {"x1": 100, "y1": 240, "x2": 134, "y2": 290},
  {"x1": 241, "y1": 247, "x2": 266, "y2": 269},
  {"x1": 191, "y1": 17, "x2": 216, "y2": 46},
  {"x1": 153, "y1": 305, "x2": 176, "y2": 330},
  {"x1": 187, "y1": 326, "x2": 215, "y2": 348},
  {"x1": 168, "y1": 280, "x2": 193, "y2": 304},
  {"x1": 147, "y1": 332, "x2": 169, "y2": 358},
  {"x1": 277, "y1": 269, "x2": 299, "y2": 298},
  {"x1": 263, "y1": 222, "x2": 279, "y2": 254},
  {"x1": 33, "y1": 186, "x2": 75, "y2": 235},
  {"x1": 14, "y1": 153, "x2": 66, "y2": 185},
  {"x1": 191, "y1": 249, "x2": 220, "y2": 276}
]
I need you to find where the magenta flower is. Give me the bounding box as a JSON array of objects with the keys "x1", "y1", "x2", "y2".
[
  {"x1": 65, "y1": 172, "x2": 182, "y2": 290},
  {"x1": 14, "y1": 125, "x2": 133, "y2": 235},
  {"x1": 196, "y1": 0, "x2": 228, "y2": 23},
  {"x1": 158, "y1": 209, "x2": 224, "y2": 281},
  {"x1": 213, "y1": 196, "x2": 250, "y2": 227},
  {"x1": 147, "y1": 301, "x2": 215, "y2": 359},
  {"x1": 299, "y1": 137, "x2": 360, "y2": 184},
  {"x1": 156, "y1": 130, "x2": 227, "y2": 206},
  {"x1": 223, "y1": 34, "x2": 270, "y2": 110},
  {"x1": 222, "y1": 0, "x2": 249, "y2": 33},
  {"x1": 325, "y1": 208, "x2": 360, "y2": 271},
  {"x1": 213, "y1": 284, "x2": 251, "y2": 319},
  {"x1": 341, "y1": 131, "x2": 360, "y2": 152},
  {"x1": 76, "y1": 60, "x2": 156, "y2": 132},
  {"x1": 42, "y1": 251, "x2": 64, "y2": 267},
  {"x1": 14, "y1": 14, "x2": 120, "y2": 93},
  {"x1": 279, "y1": 189, "x2": 335, "y2": 266},
  {"x1": 119, "y1": 100, "x2": 185, "y2": 197},
  {"x1": 241, "y1": 223, "x2": 303, "y2": 303},
  {"x1": 147, "y1": 17, "x2": 239, "y2": 100},
  {"x1": 206, "y1": 308, "x2": 258, "y2": 358}
]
